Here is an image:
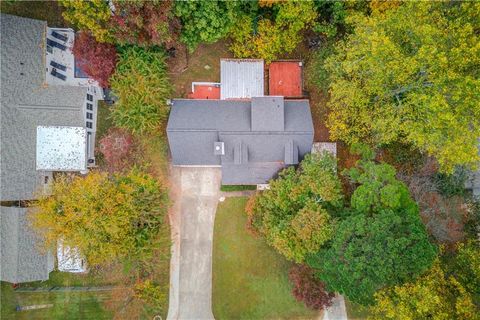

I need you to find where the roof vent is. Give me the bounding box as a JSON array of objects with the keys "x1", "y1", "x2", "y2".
[{"x1": 214, "y1": 142, "x2": 225, "y2": 155}]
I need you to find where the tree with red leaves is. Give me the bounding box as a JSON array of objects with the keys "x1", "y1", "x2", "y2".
[
  {"x1": 72, "y1": 31, "x2": 118, "y2": 88},
  {"x1": 289, "y1": 264, "x2": 335, "y2": 310},
  {"x1": 109, "y1": 0, "x2": 180, "y2": 48}
]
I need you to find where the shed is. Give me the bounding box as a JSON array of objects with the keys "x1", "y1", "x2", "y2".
[
  {"x1": 220, "y1": 59, "x2": 264, "y2": 100},
  {"x1": 57, "y1": 240, "x2": 87, "y2": 273},
  {"x1": 269, "y1": 61, "x2": 303, "y2": 97}
]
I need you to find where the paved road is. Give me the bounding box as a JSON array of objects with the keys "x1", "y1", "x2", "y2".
[{"x1": 167, "y1": 167, "x2": 221, "y2": 320}]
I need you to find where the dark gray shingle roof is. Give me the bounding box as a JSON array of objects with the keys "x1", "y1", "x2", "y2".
[
  {"x1": 1, "y1": 206, "x2": 53, "y2": 283},
  {"x1": 167, "y1": 98, "x2": 314, "y2": 184},
  {"x1": 1, "y1": 14, "x2": 86, "y2": 201}
]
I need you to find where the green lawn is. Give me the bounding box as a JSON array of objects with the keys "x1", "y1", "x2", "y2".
[
  {"x1": 212, "y1": 197, "x2": 317, "y2": 320},
  {"x1": 220, "y1": 185, "x2": 257, "y2": 192},
  {"x1": 1, "y1": 281, "x2": 115, "y2": 320}
]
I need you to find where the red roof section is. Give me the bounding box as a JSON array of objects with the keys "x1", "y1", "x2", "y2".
[
  {"x1": 269, "y1": 61, "x2": 303, "y2": 97},
  {"x1": 188, "y1": 84, "x2": 221, "y2": 99}
]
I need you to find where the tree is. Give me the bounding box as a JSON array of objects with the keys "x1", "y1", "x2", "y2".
[
  {"x1": 230, "y1": 0, "x2": 317, "y2": 62},
  {"x1": 370, "y1": 260, "x2": 478, "y2": 320},
  {"x1": 30, "y1": 170, "x2": 169, "y2": 267},
  {"x1": 60, "y1": 0, "x2": 112, "y2": 43},
  {"x1": 246, "y1": 152, "x2": 342, "y2": 263},
  {"x1": 109, "y1": 0, "x2": 180, "y2": 48},
  {"x1": 307, "y1": 148, "x2": 437, "y2": 305},
  {"x1": 72, "y1": 31, "x2": 118, "y2": 88},
  {"x1": 174, "y1": 0, "x2": 240, "y2": 51},
  {"x1": 451, "y1": 241, "x2": 480, "y2": 298},
  {"x1": 288, "y1": 264, "x2": 335, "y2": 310},
  {"x1": 110, "y1": 46, "x2": 171, "y2": 134},
  {"x1": 323, "y1": 1, "x2": 480, "y2": 172}
]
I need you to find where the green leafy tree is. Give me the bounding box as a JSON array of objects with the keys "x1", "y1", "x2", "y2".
[
  {"x1": 230, "y1": 0, "x2": 317, "y2": 62},
  {"x1": 451, "y1": 241, "x2": 480, "y2": 298},
  {"x1": 30, "y1": 170, "x2": 169, "y2": 267},
  {"x1": 174, "y1": 0, "x2": 239, "y2": 51},
  {"x1": 308, "y1": 148, "x2": 437, "y2": 305},
  {"x1": 110, "y1": 46, "x2": 171, "y2": 134},
  {"x1": 370, "y1": 260, "x2": 478, "y2": 320},
  {"x1": 323, "y1": 1, "x2": 480, "y2": 172},
  {"x1": 247, "y1": 152, "x2": 343, "y2": 262},
  {"x1": 60, "y1": 0, "x2": 112, "y2": 43}
]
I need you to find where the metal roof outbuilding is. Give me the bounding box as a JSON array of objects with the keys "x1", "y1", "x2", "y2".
[{"x1": 220, "y1": 59, "x2": 264, "y2": 100}]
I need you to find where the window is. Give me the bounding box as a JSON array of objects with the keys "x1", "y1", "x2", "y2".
[
  {"x1": 86, "y1": 121, "x2": 92, "y2": 129},
  {"x1": 46, "y1": 45, "x2": 53, "y2": 54},
  {"x1": 87, "y1": 94, "x2": 93, "y2": 101},
  {"x1": 44, "y1": 176, "x2": 49, "y2": 184},
  {"x1": 86, "y1": 112, "x2": 93, "y2": 120},
  {"x1": 86, "y1": 103, "x2": 93, "y2": 110}
]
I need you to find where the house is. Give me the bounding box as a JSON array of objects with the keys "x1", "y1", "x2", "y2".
[
  {"x1": 0, "y1": 207, "x2": 54, "y2": 283},
  {"x1": 1, "y1": 13, "x2": 102, "y2": 201},
  {"x1": 168, "y1": 59, "x2": 314, "y2": 185},
  {"x1": 0, "y1": 14, "x2": 101, "y2": 282},
  {"x1": 167, "y1": 96, "x2": 314, "y2": 184}
]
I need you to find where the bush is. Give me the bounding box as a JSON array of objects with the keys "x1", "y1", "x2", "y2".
[
  {"x1": 134, "y1": 279, "x2": 167, "y2": 314},
  {"x1": 433, "y1": 167, "x2": 468, "y2": 198},
  {"x1": 289, "y1": 264, "x2": 335, "y2": 310},
  {"x1": 110, "y1": 46, "x2": 171, "y2": 134},
  {"x1": 99, "y1": 128, "x2": 137, "y2": 172}
]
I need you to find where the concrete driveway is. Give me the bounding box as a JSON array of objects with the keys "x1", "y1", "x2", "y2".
[{"x1": 167, "y1": 167, "x2": 221, "y2": 320}]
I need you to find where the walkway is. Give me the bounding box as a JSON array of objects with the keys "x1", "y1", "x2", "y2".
[
  {"x1": 167, "y1": 167, "x2": 221, "y2": 320},
  {"x1": 323, "y1": 295, "x2": 348, "y2": 320}
]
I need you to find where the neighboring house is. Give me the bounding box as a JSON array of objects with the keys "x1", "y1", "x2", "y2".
[
  {"x1": 167, "y1": 96, "x2": 314, "y2": 185},
  {"x1": 0, "y1": 207, "x2": 54, "y2": 283},
  {"x1": 0, "y1": 14, "x2": 101, "y2": 282}
]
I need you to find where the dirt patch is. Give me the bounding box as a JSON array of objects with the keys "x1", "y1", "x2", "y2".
[{"x1": 167, "y1": 41, "x2": 233, "y2": 98}]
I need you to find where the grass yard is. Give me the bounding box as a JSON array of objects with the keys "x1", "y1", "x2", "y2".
[
  {"x1": 220, "y1": 185, "x2": 257, "y2": 192},
  {"x1": 1, "y1": 281, "x2": 115, "y2": 320},
  {"x1": 169, "y1": 41, "x2": 232, "y2": 97},
  {"x1": 212, "y1": 197, "x2": 317, "y2": 320},
  {"x1": 1, "y1": 268, "x2": 129, "y2": 319}
]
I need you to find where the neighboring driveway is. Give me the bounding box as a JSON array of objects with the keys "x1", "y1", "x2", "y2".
[{"x1": 167, "y1": 166, "x2": 221, "y2": 320}]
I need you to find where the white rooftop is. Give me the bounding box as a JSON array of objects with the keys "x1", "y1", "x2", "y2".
[
  {"x1": 36, "y1": 126, "x2": 87, "y2": 171},
  {"x1": 220, "y1": 59, "x2": 264, "y2": 100},
  {"x1": 46, "y1": 28, "x2": 100, "y2": 87},
  {"x1": 57, "y1": 240, "x2": 87, "y2": 273}
]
